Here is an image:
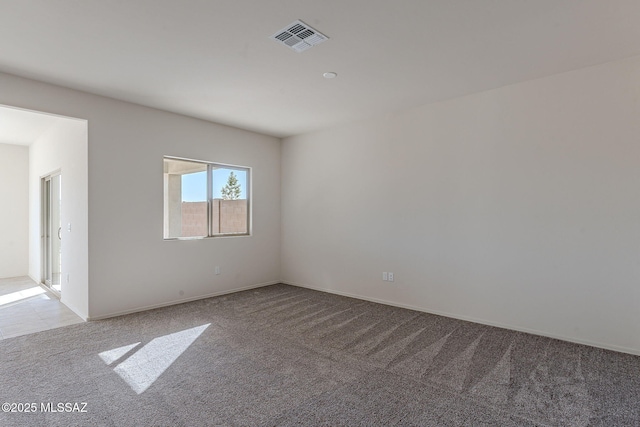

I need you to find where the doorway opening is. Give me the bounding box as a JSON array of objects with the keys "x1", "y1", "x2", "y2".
[{"x1": 42, "y1": 172, "x2": 62, "y2": 294}]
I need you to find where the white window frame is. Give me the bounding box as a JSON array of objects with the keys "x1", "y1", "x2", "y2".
[{"x1": 163, "y1": 156, "x2": 251, "y2": 240}]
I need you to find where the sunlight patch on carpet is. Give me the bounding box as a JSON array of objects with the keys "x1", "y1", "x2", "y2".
[
  {"x1": 102, "y1": 324, "x2": 210, "y2": 394},
  {"x1": 99, "y1": 342, "x2": 141, "y2": 365}
]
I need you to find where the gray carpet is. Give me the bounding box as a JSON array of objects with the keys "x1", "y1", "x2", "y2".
[{"x1": 1, "y1": 284, "x2": 639, "y2": 426}]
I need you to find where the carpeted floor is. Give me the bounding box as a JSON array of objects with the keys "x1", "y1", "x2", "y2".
[{"x1": 1, "y1": 284, "x2": 639, "y2": 426}]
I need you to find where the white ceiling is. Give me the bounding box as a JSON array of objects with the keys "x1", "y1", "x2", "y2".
[
  {"x1": 1, "y1": 0, "x2": 640, "y2": 138},
  {"x1": 0, "y1": 105, "x2": 67, "y2": 146}
]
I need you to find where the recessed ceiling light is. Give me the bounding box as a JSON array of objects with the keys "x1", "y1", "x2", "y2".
[{"x1": 323, "y1": 72, "x2": 337, "y2": 79}]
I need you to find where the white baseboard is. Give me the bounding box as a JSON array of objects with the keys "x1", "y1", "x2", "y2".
[
  {"x1": 87, "y1": 280, "x2": 279, "y2": 321},
  {"x1": 60, "y1": 298, "x2": 89, "y2": 322},
  {"x1": 282, "y1": 280, "x2": 640, "y2": 357}
]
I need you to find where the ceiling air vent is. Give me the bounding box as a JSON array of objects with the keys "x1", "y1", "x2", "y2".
[{"x1": 270, "y1": 20, "x2": 328, "y2": 53}]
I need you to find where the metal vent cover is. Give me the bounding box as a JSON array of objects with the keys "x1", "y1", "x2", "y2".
[{"x1": 270, "y1": 20, "x2": 328, "y2": 52}]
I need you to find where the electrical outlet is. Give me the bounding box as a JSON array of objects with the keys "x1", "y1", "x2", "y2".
[
  {"x1": 215, "y1": 266, "x2": 221, "y2": 275},
  {"x1": 388, "y1": 272, "x2": 394, "y2": 282},
  {"x1": 382, "y1": 272, "x2": 388, "y2": 281}
]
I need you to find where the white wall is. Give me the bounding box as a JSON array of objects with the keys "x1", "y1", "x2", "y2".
[
  {"x1": 0, "y1": 143, "x2": 29, "y2": 278},
  {"x1": 1, "y1": 72, "x2": 281, "y2": 319},
  {"x1": 85, "y1": 107, "x2": 281, "y2": 319},
  {"x1": 29, "y1": 117, "x2": 89, "y2": 318},
  {"x1": 281, "y1": 55, "x2": 640, "y2": 355}
]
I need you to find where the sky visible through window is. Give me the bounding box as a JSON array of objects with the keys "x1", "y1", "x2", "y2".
[{"x1": 181, "y1": 169, "x2": 247, "y2": 202}]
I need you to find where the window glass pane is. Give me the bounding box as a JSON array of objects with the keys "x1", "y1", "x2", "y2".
[
  {"x1": 212, "y1": 167, "x2": 248, "y2": 235},
  {"x1": 164, "y1": 158, "x2": 208, "y2": 238}
]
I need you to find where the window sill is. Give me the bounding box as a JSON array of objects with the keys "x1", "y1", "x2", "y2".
[{"x1": 163, "y1": 233, "x2": 251, "y2": 241}]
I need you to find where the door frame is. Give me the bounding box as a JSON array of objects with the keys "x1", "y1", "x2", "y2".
[{"x1": 41, "y1": 170, "x2": 62, "y2": 296}]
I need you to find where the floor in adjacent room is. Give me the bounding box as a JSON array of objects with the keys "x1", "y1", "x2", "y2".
[{"x1": 0, "y1": 276, "x2": 83, "y2": 340}]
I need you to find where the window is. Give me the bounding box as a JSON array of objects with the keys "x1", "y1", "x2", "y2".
[{"x1": 163, "y1": 157, "x2": 250, "y2": 239}]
